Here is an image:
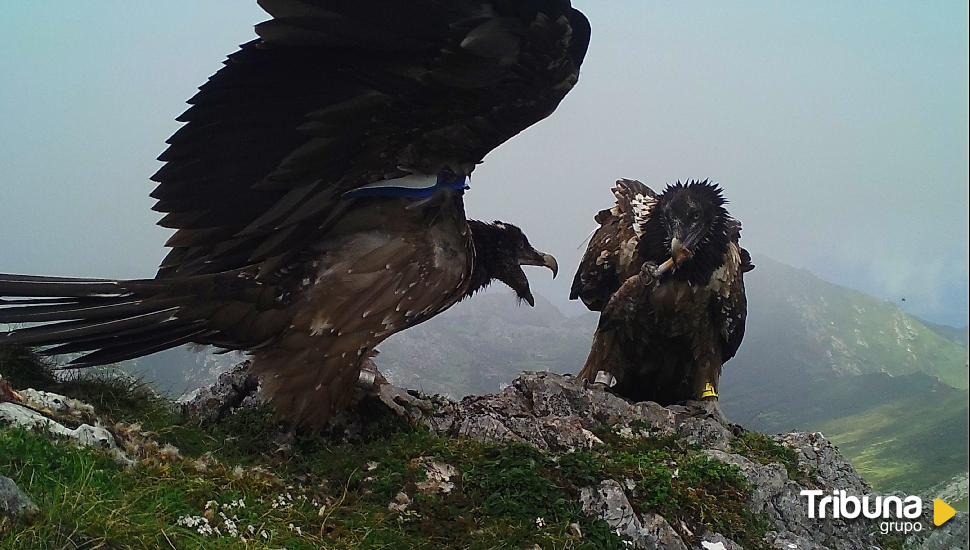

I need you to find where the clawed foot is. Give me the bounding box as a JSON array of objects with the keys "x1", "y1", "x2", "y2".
[
  {"x1": 684, "y1": 399, "x2": 745, "y2": 434},
  {"x1": 686, "y1": 398, "x2": 726, "y2": 421},
  {"x1": 357, "y1": 359, "x2": 434, "y2": 422},
  {"x1": 640, "y1": 261, "x2": 661, "y2": 281},
  {"x1": 587, "y1": 370, "x2": 617, "y2": 390},
  {"x1": 375, "y1": 382, "x2": 435, "y2": 421}
]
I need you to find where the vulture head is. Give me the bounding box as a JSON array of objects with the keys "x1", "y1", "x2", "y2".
[
  {"x1": 467, "y1": 220, "x2": 558, "y2": 307},
  {"x1": 654, "y1": 180, "x2": 731, "y2": 275}
]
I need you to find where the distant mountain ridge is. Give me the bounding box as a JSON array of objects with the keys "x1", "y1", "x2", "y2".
[
  {"x1": 729, "y1": 256, "x2": 967, "y2": 389},
  {"x1": 923, "y1": 320, "x2": 969, "y2": 348},
  {"x1": 119, "y1": 256, "x2": 967, "y2": 500},
  {"x1": 377, "y1": 256, "x2": 968, "y2": 499}
]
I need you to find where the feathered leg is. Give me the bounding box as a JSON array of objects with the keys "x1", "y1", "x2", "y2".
[
  {"x1": 579, "y1": 263, "x2": 658, "y2": 393},
  {"x1": 687, "y1": 360, "x2": 728, "y2": 423},
  {"x1": 252, "y1": 340, "x2": 364, "y2": 428}
]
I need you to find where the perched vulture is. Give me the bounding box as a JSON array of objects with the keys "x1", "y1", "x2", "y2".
[
  {"x1": 0, "y1": 0, "x2": 589, "y2": 426},
  {"x1": 571, "y1": 179, "x2": 754, "y2": 407}
]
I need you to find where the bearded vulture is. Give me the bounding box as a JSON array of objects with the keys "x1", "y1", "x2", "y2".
[
  {"x1": 571, "y1": 179, "x2": 754, "y2": 407},
  {"x1": 0, "y1": 0, "x2": 588, "y2": 426}
]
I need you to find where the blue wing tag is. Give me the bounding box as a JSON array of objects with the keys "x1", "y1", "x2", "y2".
[{"x1": 343, "y1": 172, "x2": 469, "y2": 199}]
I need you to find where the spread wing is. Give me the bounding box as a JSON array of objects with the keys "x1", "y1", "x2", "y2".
[
  {"x1": 153, "y1": 0, "x2": 590, "y2": 279},
  {"x1": 570, "y1": 179, "x2": 657, "y2": 310}
]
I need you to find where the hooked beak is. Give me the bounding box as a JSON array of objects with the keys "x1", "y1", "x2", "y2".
[
  {"x1": 504, "y1": 248, "x2": 557, "y2": 307},
  {"x1": 670, "y1": 237, "x2": 693, "y2": 267},
  {"x1": 514, "y1": 249, "x2": 557, "y2": 307},
  {"x1": 519, "y1": 250, "x2": 559, "y2": 279}
]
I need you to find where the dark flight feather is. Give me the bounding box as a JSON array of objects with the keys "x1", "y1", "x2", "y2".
[
  {"x1": 150, "y1": 0, "x2": 589, "y2": 280},
  {"x1": 1, "y1": 1, "x2": 586, "y2": 426}
]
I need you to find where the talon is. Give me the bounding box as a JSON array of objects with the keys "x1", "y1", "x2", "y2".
[
  {"x1": 379, "y1": 385, "x2": 409, "y2": 417},
  {"x1": 640, "y1": 261, "x2": 662, "y2": 281},
  {"x1": 686, "y1": 397, "x2": 728, "y2": 425},
  {"x1": 361, "y1": 358, "x2": 435, "y2": 421},
  {"x1": 375, "y1": 380, "x2": 434, "y2": 420}
]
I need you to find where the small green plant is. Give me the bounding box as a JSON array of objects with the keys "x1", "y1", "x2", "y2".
[
  {"x1": 591, "y1": 433, "x2": 770, "y2": 549},
  {"x1": 731, "y1": 431, "x2": 809, "y2": 484},
  {"x1": 0, "y1": 345, "x2": 57, "y2": 390}
]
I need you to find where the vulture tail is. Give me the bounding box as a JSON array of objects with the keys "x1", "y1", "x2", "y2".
[{"x1": 0, "y1": 274, "x2": 209, "y2": 368}]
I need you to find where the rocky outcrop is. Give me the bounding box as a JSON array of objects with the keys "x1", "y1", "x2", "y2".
[
  {"x1": 178, "y1": 360, "x2": 259, "y2": 425},
  {"x1": 0, "y1": 476, "x2": 38, "y2": 523},
  {"x1": 418, "y1": 372, "x2": 968, "y2": 550},
  {"x1": 423, "y1": 372, "x2": 732, "y2": 452},
  {"x1": 7, "y1": 368, "x2": 967, "y2": 549},
  {"x1": 0, "y1": 388, "x2": 132, "y2": 466},
  {"x1": 580, "y1": 479, "x2": 688, "y2": 550}
]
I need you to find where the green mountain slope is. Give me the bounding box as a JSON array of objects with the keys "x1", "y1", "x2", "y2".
[
  {"x1": 729, "y1": 256, "x2": 967, "y2": 390},
  {"x1": 21, "y1": 257, "x2": 963, "y2": 499},
  {"x1": 816, "y1": 381, "x2": 968, "y2": 495},
  {"x1": 718, "y1": 258, "x2": 969, "y2": 498},
  {"x1": 378, "y1": 257, "x2": 968, "y2": 498}
]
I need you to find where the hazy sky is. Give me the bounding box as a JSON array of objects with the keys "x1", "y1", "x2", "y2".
[{"x1": 1, "y1": 2, "x2": 968, "y2": 326}]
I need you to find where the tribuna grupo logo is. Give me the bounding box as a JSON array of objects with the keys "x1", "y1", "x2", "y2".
[{"x1": 801, "y1": 490, "x2": 957, "y2": 535}]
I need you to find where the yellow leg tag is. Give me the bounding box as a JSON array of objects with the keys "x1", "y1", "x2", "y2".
[{"x1": 701, "y1": 382, "x2": 718, "y2": 399}]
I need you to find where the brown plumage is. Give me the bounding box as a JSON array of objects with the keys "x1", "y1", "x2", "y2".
[
  {"x1": 0, "y1": 0, "x2": 586, "y2": 426},
  {"x1": 571, "y1": 179, "x2": 754, "y2": 405}
]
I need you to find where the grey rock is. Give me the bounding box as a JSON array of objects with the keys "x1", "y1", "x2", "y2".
[
  {"x1": 641, "y1": 512, "x2": 691, "y2": 550},
  {"x1": 427, "y1": 372, "x2": 686, "y2": 451},
  {"x1": 763, "y1": 531, "x2": 830, "y2": 549},
  {"x1": 0, "y1": 395, "x2": 132, "y2": 467},
  {"x1": 704, "y1": 439, "x2": 876, "y2": 550},
  {"x1": 904, "y1": 502, "x2": 967, "y2": 550},
  {"x1": 779, "y1": 432, "x2": 870, "y2": 495},
  {"x1": 407, "y1": 372, "x2": 967, "y2": 550},
  {"x1": 907, "y1": 512, "x2": 967, "y2": 550},
  {"x1": 178, "y1": 360, "x2": 260, "y2": 424},
  {"x1": 580, "y1": 479, "x2": 688, "y2": 549},
  {"x1": 704, "y1": 450, "x2": 788, "y2": 512},
  {"x1": 78, "y1": 364, "x2": 970, "y2": 550},
  {"x1": 0, "y1": 475, "x2": 39, "y2": 522},
  {"x1": 17, "y1": 389, "x2": 96, "y2": 420},
  {"x1": 697, "y1": 533, "x2": 744, "y2": 550}
]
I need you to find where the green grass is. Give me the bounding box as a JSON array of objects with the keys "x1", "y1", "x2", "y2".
[
  {"x1": 591, "y1": 430, "x2": 771, "y2": 549},
  {"x1": 0, "y1": 347, "x2": 771, "y2": 548},
  {"x1": 731, "y1": 432, "x2": 811, "y2": 485},
  {"x1": 0, "y1": 346, "x2": 58, "y2": 389},
  {"x1": 818, "y1": 387, "x2": 969, "y2": 494},
  {"x1": 0, "y1": 422, "x2": 625, "y2": 549},
  {"x1": 1, "y1": 419, "x2": 771, "y2": 549},
  {"x1": 0, "y1": 382, "x2": 770, "y2": 549}
]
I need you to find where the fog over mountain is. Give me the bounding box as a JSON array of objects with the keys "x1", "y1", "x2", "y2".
[{"x1": 1, "y1": 2, "x2": 967, "y2": 326}]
